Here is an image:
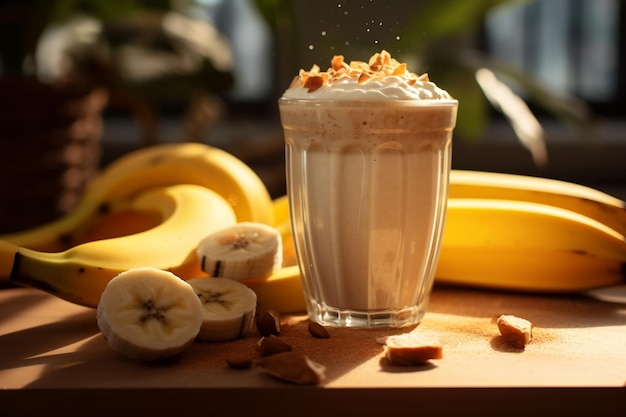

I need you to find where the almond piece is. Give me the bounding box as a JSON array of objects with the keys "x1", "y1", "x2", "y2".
[
  {"x1": 225, "y1": 353, "x2": 254, "y2": 370},
  {"x1": 307, "y1": 321, "x2": 330, "y2": 339},
  {"x1": 256, "y1": 351, "x2": 326, "y2": 385},
  {"x1": 497, "y1": 314, "x2": 532, "y2": 348},
  {"x1": 256, "y1": 335, "x2": 293, "y2": 357},
  {"x1": 256, "y1": 310, "x2": 281, "y2": 336},
  {"x1": 383, "y1": 333, "x2": 443, "y2": 366}
]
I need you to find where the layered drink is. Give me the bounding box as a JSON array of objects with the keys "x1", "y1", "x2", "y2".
[{"x1": 279, "y1": 51, "x2": 458, "y2": 328}]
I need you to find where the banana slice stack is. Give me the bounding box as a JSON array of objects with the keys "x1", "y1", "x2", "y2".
[
  {"x1": 97, "y1": 222, "x2": 284, "y2": 360},
  {"x1": 98, "y1": 274, "x2": 261, "y2": 360}
]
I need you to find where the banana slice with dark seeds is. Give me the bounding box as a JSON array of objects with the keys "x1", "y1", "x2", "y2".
[
  {"x1": 97, "y1": 267, "x2": 203, "y2": 361},
  {"x1": 197, "y1": 222, "x2": 283, "y2": 281},
  {"x1": 187, "y1": 277, "x2": 257, "y2": 342}
]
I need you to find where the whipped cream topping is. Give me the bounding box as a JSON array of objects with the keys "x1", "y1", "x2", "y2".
[{"x1": 282, "y1": 50, "x2": 453, "y2": 101}]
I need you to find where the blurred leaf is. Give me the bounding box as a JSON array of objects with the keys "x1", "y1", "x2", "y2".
[
  {"x1": 430, "y1": 61, "x2": 490, "y2": 142},
  {"x1": 252, "y1": 0, "x2": 291, "y2": 31},
  {"x1": 488, "y1": 61, "x2": 591, "y2": 129},
  {"x1": 450, "y1": 80, "x2": 490, "y2": 143},
  {"x1": 456, "y1": 50, "x2": 591, "y2": 131},
  {"x1": 72, "y1": 0, "x2": 177, "y2": 23},
  {"x1": 476, "y1": 68, "x2": 548, "y2": 167}
]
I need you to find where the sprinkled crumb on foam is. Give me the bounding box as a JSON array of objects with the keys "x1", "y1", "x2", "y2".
[{"x1": 283, "y1": 50, "x2": 453, "y2": 101}]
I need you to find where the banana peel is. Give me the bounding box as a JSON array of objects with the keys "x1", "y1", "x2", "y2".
[{"x1": 242, "y1": 265, "x2": 304, "y2": 314}]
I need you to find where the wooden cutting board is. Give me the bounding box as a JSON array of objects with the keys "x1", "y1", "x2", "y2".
[{"x1": 1, "y1": 284, "x2": 625, "y2": 417}]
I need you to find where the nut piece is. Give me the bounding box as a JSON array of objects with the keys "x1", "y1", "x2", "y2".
[
  {"x1": 256, "y1": 310, "x2": 281, "y2": 336},
  {"x1": 308, "y1": 321, "x2": 330, "y2": 339},
  {"x1": 497, "y1": 314, "x2": 532, "y2": 348},
  {"x1": 383, "y1": 333, "x2": 443, "y2": 366},
  {"x1": 256, "y1": 351, "x2": 326, "y2": 385},
  {"x1": 256, "y1": 335, "x2": 293, "y2": 357},
  {"x1": 225, "y1": 353, "x2": 254, "y2": 370}
]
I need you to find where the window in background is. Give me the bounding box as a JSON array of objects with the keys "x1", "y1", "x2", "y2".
[
  {"x1": 485, "y1": 0, "x2": 622, "y2": 115},
  {"x1": 194, "y1": 0, "x2": 272, "y2": 103},
  {"x1": 478, "y1": 0, "x2": 624, "y2": 188}
]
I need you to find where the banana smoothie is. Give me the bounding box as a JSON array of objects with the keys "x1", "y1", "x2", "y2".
[{"x1": 279, "y1": 51, "x2": 457, "y2": 328}]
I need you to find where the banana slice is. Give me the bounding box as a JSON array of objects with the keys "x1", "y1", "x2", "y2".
[
  {"x1": 97, "y1": 267, "x2": 203, "y2": 361},
  {"x1": 186, "y1": 277, "x2": 257, "y2": 342},
  {"x1": 197, "y1": 222, "x2": 283, "y2": 281}
]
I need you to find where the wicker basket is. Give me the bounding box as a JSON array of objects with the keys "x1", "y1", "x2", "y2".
[{"x1": 0, "y1": 78, "x2": 107, "y2": 234}]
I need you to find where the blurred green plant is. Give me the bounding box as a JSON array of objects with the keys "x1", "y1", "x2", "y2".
[
  {"x1": 0, "y1": 0, "x2": 174, "y2": 77},
  {"x1": 0, "y1": 0, "x2": 234, "y2": 143}
]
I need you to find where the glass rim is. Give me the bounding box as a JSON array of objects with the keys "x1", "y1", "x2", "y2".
[{"x1": 278, "y1": 97, "x2": 458, "y2": 107}]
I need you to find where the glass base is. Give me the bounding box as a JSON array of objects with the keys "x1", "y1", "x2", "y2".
[{"x1": 308, "y1": 302, "x2": 426, "y2": 328}]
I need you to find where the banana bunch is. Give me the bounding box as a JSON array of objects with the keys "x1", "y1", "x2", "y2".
[
  {"x1": 1, "y1": 184, "x2": 238, "y2": 307},
  {"x1": 439, "y1": 170, "x2": 626, "y2": 291},
  {"x1": 0, "y1": 142, "x2": 274, "y2": 252},
  {"x1": 437, "y1": 198, "x2": 626, "y2": 292},
  {"x1": 449, "y1": 170, "x2": 626, "y2": 236}
]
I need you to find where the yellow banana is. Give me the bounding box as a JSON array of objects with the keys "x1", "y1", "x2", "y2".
[
  {"x1": 2, "y1": 184, "x2": 237, "y2": 308},
  {"x1": 436, "y1": 198, "x2": 626, "y2": 292},
  {"x1": 449, "y1": 170, "x2": 626, "y2": 236},
  {"x1": 271, "y1": 194, "x2": 297, "y2": 266},
  {"x1": 443, "y1": 198, "x2": 626, "y2": 261},
  {"x1": 87, "y1": 142, "x2": 273, "y2": 223},
  {"x1": 437, "y1": 247, "x2": 625, "y2": 293},
  {"x1": 1, "y1": 142, "x2": 273, "y2": 251},
  {"x1": 242, "y1": 265, "x2": 304, "y2": 314},
  {"x1": 272, "y1": 194, "x2": 290, "y2": 232}
]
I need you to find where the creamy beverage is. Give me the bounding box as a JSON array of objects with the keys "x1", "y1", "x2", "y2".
[{"x1": 279, "y1": 51, "x2": 457, "y2": 328}]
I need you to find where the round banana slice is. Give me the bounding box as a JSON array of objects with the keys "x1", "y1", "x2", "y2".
[
  {"x1": 186, "y1": 277, "x2": 257, "y2": 342},
  {"x1": 197, "y1": 222, "x2": 283, "y2": 281},
  {"x1": 97, "y1": 267, "x2": 203, "y2": 361}
]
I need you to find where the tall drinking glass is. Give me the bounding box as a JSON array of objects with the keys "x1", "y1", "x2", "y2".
[{"x1": 279, "y1": 98, "x2": 458, "y2": 328}]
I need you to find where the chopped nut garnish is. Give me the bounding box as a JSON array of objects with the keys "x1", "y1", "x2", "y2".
[
  {"x1": 331, "y1": 54, "x2": 348, "y2": 71},
  {"x1": 290, "y1": 50, "x2": 428, "y2": 92},
  {"x1": 303, "y1": 74, "x2": 325, "y2": 93}
]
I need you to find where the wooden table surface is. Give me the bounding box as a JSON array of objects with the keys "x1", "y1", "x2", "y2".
[{"x1": 1, "y1": 284, "x2": 625, "y2": 417}]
